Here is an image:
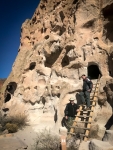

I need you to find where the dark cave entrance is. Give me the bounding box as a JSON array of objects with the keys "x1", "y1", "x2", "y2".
[
  {"x1": 4, "y1": 82, "x2": 17, "y2": 103},
  {"x1": 88, "y1": 65, "x2": 101, "y2": 79},
  {"x1": 105, "y1": 114, "x2": 113, "y2": 130},
  {"x1": 4, "y1": 93, "x2": 11, "y2": 103},
  {"x1": 45, "y1": 49, "x2": 61, "y2": 68},
  {"x1": 108, "y1": 54, "x2": 113, "y2": 77},
  {"x1": 29, "y1": 62, "x2": 36, "y2": 70},
  {"x1": 102, "y1": 3, "x2": 113, "y2": 44},
  {"x1": 6, "y1": 82, "x2": 17, "y2": 95},
  {"x1": 61, "y1": 55, "x2": 69, "y2": 67}
]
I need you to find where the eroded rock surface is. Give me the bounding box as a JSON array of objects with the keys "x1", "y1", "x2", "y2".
[
  {"x1": 0, "y1": 79, "x2": 6, "y2": 91},
  {"x1": 0, "y1": 136, "x2": 28, "y2": 150},
  {"x1": 0, "y1": 0, "x2": 113, "y2": 140},
  {"x1": 89, "y1": 139, "x2": 113, "y2": 150}
]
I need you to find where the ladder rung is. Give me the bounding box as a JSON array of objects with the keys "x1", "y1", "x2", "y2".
[
  {"x1": 71, "y1": 127, "x2": 90, "y2": 130},
  {"x1": 82, "y1": 111, "x2": 91, "y2": 114},
  {"x1": 80, "y1": 110, "x2": 93, "y2": 112},
  {"x1": 79, "y1": 105, "x2": 95, "y2": 107},
  {"x1": 82, "y1": 134, "x2": 89, "y2": 137},
  {"x1": 75, "y1": 115, "x2": 92, "y2": 118},
  {"x1": 73, "y1": 121, "x2": 91, "y2": 123},
  {"x1": 67, "y1": 132, "x2": 75, "y2": 135},
  {"x1": 91, "y1": 90, "x2": 98, "y2": 93}
]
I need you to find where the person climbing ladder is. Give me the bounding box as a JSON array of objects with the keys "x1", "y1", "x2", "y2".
[{"x1": 80, "y1": 74, "x2": 93, "y2": 110}]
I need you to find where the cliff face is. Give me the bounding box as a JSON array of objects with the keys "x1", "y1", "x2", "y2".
[
  {"x1": 0, "y1": 79, "x2": 6, "y2": 103},
  {"x1": 1, "y1": 0, "x2": 113, "y2": 133},
  {"x1": 0, "y1": 79, "x2": 6, "y2": 91}
]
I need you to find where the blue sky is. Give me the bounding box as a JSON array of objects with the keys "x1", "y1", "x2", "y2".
[{"x1": 0, "y1": 0, "x2": 40, "y2": 78}]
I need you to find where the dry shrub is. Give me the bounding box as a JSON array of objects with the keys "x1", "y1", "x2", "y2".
[
  {"x1": 32, "y1": 130, "x2": 61, "y2": 150},
  {"x1": 5, "y1": 123, "x2": 18, "y2": 133},
  {"x1": 0, "y1": 113, "x2": 28, "y2": 133}
]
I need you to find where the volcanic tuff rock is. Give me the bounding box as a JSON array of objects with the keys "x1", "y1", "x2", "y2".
[
  {"x1": 0, "y1": 79, "x2": 6, "y2": 106},
  {"x1": 0, "y1": 0, "x2": 113, "y2": 138},
  {"x1": 0, "y1": 79, "x2": 6, "y2": 91}
]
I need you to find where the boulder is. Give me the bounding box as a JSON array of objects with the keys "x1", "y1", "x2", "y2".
[
  {"x1": 103, "y1": 130, "x2": 113, "y2": 146},
  {"x1": 89, "y1": 139, "x2": 113, "y2": 150}
]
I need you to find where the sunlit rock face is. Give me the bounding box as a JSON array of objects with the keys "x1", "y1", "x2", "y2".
[
  {"x1": 1, "y1": 0, "x2": 113, "y2": 134},
  {"x1": 0, "y1": 79, "x2": 6, "y2": 91}
]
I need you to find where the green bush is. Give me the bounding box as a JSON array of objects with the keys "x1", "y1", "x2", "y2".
[
  {"x1": 32, "y1": 130, "x2": 61, "y2": 150},
  {"x1": 5, "y1": 123, "x2": 18, "y2": 133}
]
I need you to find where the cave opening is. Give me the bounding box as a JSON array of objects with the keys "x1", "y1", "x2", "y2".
[
  {"x1": 103, "y1": 3, "x2": 113, "y2": 18},
  {"x1": 29, "y1": 62, "x2": 36, "y2": 70},
  {"x1": 109, "y1": 83, "x2": 113, "y2": 91},
  {"x1": 102, "y1": 3, "x2": 113, "y2": 43},
  {"x1": 61, "y1": 55, "x2": 69, "y2": 67},
  {"x1": 88, "y1": 65, "x2": 101, "y2": 79},
  {"x1": 105, "y1": 114, "x2": 113, "y2": 130},
  {"x1": 6, "y1": 82, "x2": 17, "y2": 95},
  {"x1": 45, "y1": 49, "x2": 61, "y2": 68},
  {"x1": 108, "y1": 54, "x2": 113, "y2": 77},
  {"x1": 4, "y1": 93, "x2": 11, "y2": 103}
]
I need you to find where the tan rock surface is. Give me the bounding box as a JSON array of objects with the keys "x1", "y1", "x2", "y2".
[
  {"x1": 0, "y1": 0, "x2": 113, "y2": 144},
  {"x1": 0, "y1": 136, "x2": 28, "y2": 150}
]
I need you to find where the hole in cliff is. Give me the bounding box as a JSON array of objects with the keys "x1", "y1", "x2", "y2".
[
  {"x1": 54, "y1": 108, "x2": 57, "y2": 123},
  {"x1": 108, "y1": 54, "x2": 113, "y2": 77},
  {"x1": 54, "y1": 1, "x2": 61, "y2": 9},
  {"x1": 73, "y1": 0, "x2": 78, "y2": 4},
  {"x1": 4, "y1": 93, "x2": 11, "y2": 103},
  {"x1": 82, "y1": 19, "x2": 95, "y2": 28},
  {"x1": 40, "y1": 4, "x2": 46, "y2": 9},
  {"x1": 45, "y1": 49, "x2": 61, "y2": 68},
  {"x1": 109, "y1": 84, "x2": 113, "y2": 91},
  {"x1": 88, "y1": 65, "x2": 101, "y2": 79},
  {"x1": 42, "y1": 97, "x2": 46, "y2": 105},
  {"x1": 44, "y1": 35, "x2": 49, "y2": 39},
  {"x1": 103, "y1": 3, "x2": 113, "y2": 18},
  {"x1": 61, "y1": 55, "x2": 69, "y2": 67},
  {"x1": 6, "y1": 82, "x2": 17, "y2": 95},
  {"x1": 59, "y1": 11, "x2": 65, "y2": 22},
  {"x1": 41, "y1": 28, "x2": 47, "y2": 33},
  {"x1": 29, "y1": 62, "x2": 36, "y2": 70},
  {"x1": 52, "y1": 25, "x2": 66, "y2": 36},
  {"x1": 61, "y1": 45, "x2": 75, "y2": 67},
  {"x1": 103, "y1": 22, "x2": 113, "y2": 43},
  {"x1": 32, "y1": 16, "x2": 36, "y2": 24},
  {"x1": 102, "y1": 3, "x2": 113, "y2": 43},
  {"x1": 60, "y1": 26, "x2": 66, "y2": 36},
  {"x1": 2, "y1": 108, "x2": 9, "y2": 112},
  {"x1": 105, "y1": 114, "x2": 113, "y2": 130}
]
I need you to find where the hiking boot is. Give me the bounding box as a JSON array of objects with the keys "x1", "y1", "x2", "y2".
[{"x1": 84, "y1": 107, "x2": 90, "y2": 111}]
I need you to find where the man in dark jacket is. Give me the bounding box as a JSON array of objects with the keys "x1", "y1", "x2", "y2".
[
  {"x1": 64, "y1": 98, "x2": 79, "y2": 131},
  {"x1": 80, "y1": 74, "x2": 93, "y2": 110}
]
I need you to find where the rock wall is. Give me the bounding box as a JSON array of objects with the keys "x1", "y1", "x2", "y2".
[
  {"x1": 0, "y1": 79, "x2": 6, "y2": 91},
  {"x1": 0, "y1": 0, "x2": 113, "y2": 134},
  {"x1": 0, "y1": 79, "x2": 6, "y2": 106}
]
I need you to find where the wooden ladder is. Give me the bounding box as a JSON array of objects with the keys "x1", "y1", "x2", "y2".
[{"x1": 67, "y1": 76, "x2": 100, "y2": 141}]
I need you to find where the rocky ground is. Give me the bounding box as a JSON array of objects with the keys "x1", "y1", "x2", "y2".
[
  {"x1": 0, "y1": 126, "x2": 37, "y2": 150},
  {"x1": 0, "y1": 0, "x2": 113, "y2": 149},
  {"x1": 0, "y1": 126, "x2": 113, "y2": 150}
]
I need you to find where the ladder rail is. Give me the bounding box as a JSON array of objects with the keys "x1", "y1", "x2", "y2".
[
  {"x1": 84, "y1": 75, "x2": 101, "y2": 141},
  {"x1": 67, "y1": 74, "x2": 101, "y2": 141}
]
